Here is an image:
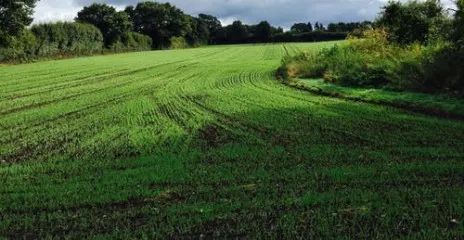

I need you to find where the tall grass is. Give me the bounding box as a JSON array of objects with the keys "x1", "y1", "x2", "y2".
[{"x1": 278, "y1": 29, "x2": 463, "y2": 95}]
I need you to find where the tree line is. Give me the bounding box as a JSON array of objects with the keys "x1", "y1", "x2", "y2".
[
  {"x1": 75, "y1": 2, "x2": 364, "y2": 46},
  {"x1": 1, "y1": 0, "x2": 366, "y2": 62}
]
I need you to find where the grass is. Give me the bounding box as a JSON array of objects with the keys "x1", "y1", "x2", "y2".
[
  {"x1": 0, "y1": 41, "x2": 463, "y2": 238},
  {"x1": 287, "y1": 78, "x2": 464, "y2": 119}
]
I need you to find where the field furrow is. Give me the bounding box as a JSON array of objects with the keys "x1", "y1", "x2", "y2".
[{"x1": 0, "y1": 42, "x2": 463, "y2": 238}]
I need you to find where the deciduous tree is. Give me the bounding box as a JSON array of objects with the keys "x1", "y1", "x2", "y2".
[
  {"x1": 291, "y1": 23, "x2": 311, "y2": 33},
  {"x1": 376, "y1": 0, "x2": 445, "y2": 44},
  {"x1": 127, "y1": 2, "x2": 191, "y2": 48},
  {"x1": 0, "y1": 0, "x2": 38, "y2": 47},
  {"x1": 76, "y1": 4, "x2": 132, "y2": 47}
]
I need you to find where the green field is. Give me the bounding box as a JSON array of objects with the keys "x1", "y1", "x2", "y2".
[{"x1": 1, "y1": 42, "x2": 463, "y2": 238}]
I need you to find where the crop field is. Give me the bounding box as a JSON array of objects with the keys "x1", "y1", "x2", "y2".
[{"x1": 1, "y1": 42, "x2": 464, "y2": 238}]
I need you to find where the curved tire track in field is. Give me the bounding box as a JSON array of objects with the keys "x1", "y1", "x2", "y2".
[
  {"x1": 1, "y1": 43, "x2": 463, "y2": 163},
  {"x1": 1, "y1": 43, "x2": 464, "y2": 239}
]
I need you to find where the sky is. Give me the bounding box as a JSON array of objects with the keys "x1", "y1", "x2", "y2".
[{"x1": 32, "y1": 0, "x2": 456, "y2": 28}]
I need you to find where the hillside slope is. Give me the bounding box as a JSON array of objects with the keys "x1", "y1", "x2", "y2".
[{"x1": 1, "y1": 42, "x2": 463, "y2": 238}]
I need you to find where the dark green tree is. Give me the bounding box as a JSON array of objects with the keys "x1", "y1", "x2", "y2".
[
  {"x1": 291, "y1": 23, "x2": 311, "y2": 33},
  {"x1": 327, "y1": 22, "x2": 372, "y2": 32},
  {"x1": 127, "y1": 2, "x2": 191, "y2": 48},
  {"x1": 452, "y1": 0, "x2": 464, "y2": 47},
  {"x1": 124, "y1": 5, "x2": 135, "y2": 24},
  {"x1": 225, "y1": 21, "x2": 249, "y2": 43},
  {"x1": 76, "y1": 3, "x2": 132, "y2": 47},
  {"x1": 376, "y1": 0, "x2": 445, "y2": 44},
  {"x1": 314, "y1": 22, "x2": 325, "y2": 31},
  {"x1": 253, "y1": 21, "x2": 272, "y2": 42},
  {"x1": 185, "y1": 16, "x2": 210, "y2": 46},
  {"x1": 0, "y1": 0, "x2": 38, "y2": 47},
  {"x1": 273, "y1": 27, "x2": 284, "y2": 35},
  {"x1": 198, "y1": 14, "x2": 222, "y2": 44},
  {"x1": 307, "y1": 22, "x2": 313, "y2": 32},
  {"x1": 0, "y1": 0, "x2": 38, "y2": 36},
  {"x1": 327, "y1": 23, "x2": 338, "y2": 32}
]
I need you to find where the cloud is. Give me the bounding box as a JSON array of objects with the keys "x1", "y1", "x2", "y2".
[
  {"x1": 33, "y1": 0, "x2": 457, "y2": 28},
  {"x1": 33, "y1": 0, "x2": 80, "y2": 23}
]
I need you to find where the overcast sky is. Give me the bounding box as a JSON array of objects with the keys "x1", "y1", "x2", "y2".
[{"x1": 33, "y1": 0, "x2": 456, "y2": 28}]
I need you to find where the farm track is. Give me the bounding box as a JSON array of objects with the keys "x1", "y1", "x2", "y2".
[{"x1": 1, "y1": 42, "x2": 464, "y2": 238}]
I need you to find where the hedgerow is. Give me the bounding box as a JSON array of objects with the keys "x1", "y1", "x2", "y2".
[
  {"x1": 278, "y1": 28, "x2": 463, "y2": 95},
  {"x1": 0, "y1": 22, "x2": 153, "y2": 62}
]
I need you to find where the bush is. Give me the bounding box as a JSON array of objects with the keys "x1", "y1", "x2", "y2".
[
  {"x1": 1, "y1": 22, "x2": 104, "y2": 62},
  {"x1": 278, "y1": 52, "x2": 326, "y2": 79},
  {"x1": 169, "y1": 36, "x2": 189, "y2": 49},
  {"x1": 0, "y1": 30, "x2": 37, "y2": 62},
  {"x1": 1, "y1": 22, "x2": 153, "y2": 63},
  {"x1": 32, "y1": 22, "x2": 103, "y2": 57},
  {"x1": 127, "y1": 32, "x2": 152, "y2": 50},
  {"x1": 109, "y1": 32, "x2": 152, "y2": 52},
  {"x1": 421, "y1": 45, "x2": 464, "y2": 93},
  {"x1": 452, "y1": 0, "x2": 464, "y2": 48},
  {"x1": 278, "y1": 28, "x2": 463, "y2": 94},
  {"x1": 280, "y1": 29, "x2": 397, "y2": 87}
]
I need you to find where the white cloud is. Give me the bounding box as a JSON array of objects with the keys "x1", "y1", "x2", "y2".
[
  {"x1": 33, "y1": 0, "x2": 81, "y2": 23},
  {"x1": 33, "y1": 0, "x2": 457, "y2": 27}
]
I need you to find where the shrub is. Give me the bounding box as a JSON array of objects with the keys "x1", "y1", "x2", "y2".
[
  {"x1": 1, "y1": 22, "x2": 103, "y2": 62},
  {"x1": 452, "y1": 0, "x2": 464, "y2": 48},
  {"x1": 1, "y1": 22, "x2": 153, "y2": 63},
  {"x1": 278, "y1": 28, "x2": 464, "y2": 94},
  {"x1": 319, "y1": 44, "x2": 393, "y2": 87},
  {"x1": 32, "y1": 22, "x2": 103, "y2": 57},
  {"x1": 169, "y1": 36, "x2": 189, "y2": 49},
  {"x1": 109, "y1": 32, "x2": 152, "y2": 52},
  {"x1": 279, "y1": 29, "x2": 397, "y2": 87},
  {"x1": 421, "y1": 45, "x2": 464, "y2": 94},
  {"x1": 278, "y1": 52, "x2": 325, "y2": 79},
  {"x1": 127, "y1": 32, "x2": 152, "y2": 50},
  {"x1": 0, "y1": 30, "x2": 37, "y2": 62}
]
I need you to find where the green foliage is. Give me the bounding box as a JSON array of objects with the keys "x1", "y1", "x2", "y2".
[
  {"x1": 271, "y1": 31, "x2": 347, "y2": 43},
  {"x1": 109, "y1": 32, "x2": 152, "y2": 52},
  {"x1": 279, "y1": 28, "x2": 462, "y2": 94},
  {"x1": 128, "y1": 2, "x2": 192, "y2": 49},
  {"x1": 76, "y1": 3, "x2": 132, "y2": 47},
  {"x1": 280, "y1": 30, "x2": 388, "y2": 84},
  {"x1": 31, "y1": 22, "x2": 103, "y2": 57},
  {"x1": 0, "y1": 0, "x2": 38, "y2": 38},
  {"x1": 279, "y1": 0, "x2": 464, "y2": 95},
  {"x1": 169, "y1": 36, "x2": 189, "y2": 49},
  {"x1": 421, "y1": 44, "x2": 464, "y2": 93},
  {"x1": 0, "y1": 29, "x2": 36, "y2": 62},
  {"x1": 225, "y1": 21, "x2": 250, "y2": 43},
  {"x1": 0, "y1": 21, "x2": 154, "y2": 62},
  {"x1": 376, "y1": 0, "x2": 447, "y2": 44},
  {"x1": 452, "y1": 0, "x2": 464, "y2": 47},
  {"x1": 252, "y1": 21, "x2": 273, "y2": 42},
  {"x1": 125, "y1": 32, "x2": 152, "y2": 50},
  {"x1": 327, "y1": 21, "x2": 372, "y2": 33},
  {"x1": 185, "y1": 16, "x2": 210, "y2": 47},
  {"x1": 291, "y1": 23, "x2": 312, "y2": 33},
  {"x1": 314, "y1": 22, "x2": 325, "y2": 31},
  {"x1": 198, "y1": 14, "x2": 222, "y2": 44}
]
